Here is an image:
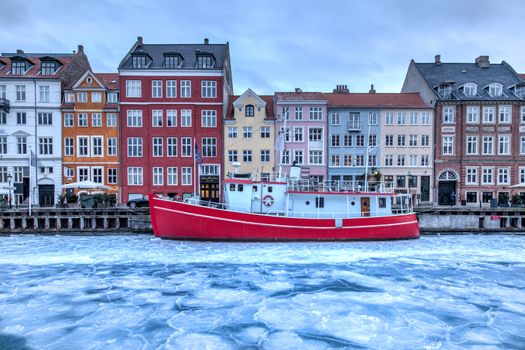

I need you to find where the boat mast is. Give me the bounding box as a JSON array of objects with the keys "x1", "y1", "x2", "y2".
[
  {"x1": 277, "y1": 114, "x2": 287, "y2": 180},
  {"x1": 364, "y1": 120, "x2": 370, "y2": 192}
]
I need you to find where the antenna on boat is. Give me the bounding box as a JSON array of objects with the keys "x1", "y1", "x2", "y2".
[
  {"x1": 277, "y1": 114, "x2": 287, "y2": 180},
  {"x1": 364, "y1": 121, "x2": 370, "y2": 192}
]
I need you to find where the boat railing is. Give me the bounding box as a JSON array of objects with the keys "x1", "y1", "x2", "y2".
[
  {"x1": 287, "y1": 179, "x2": 395, "y2": 193},
  {"x1": 184, "y1": 197, "x2": 253, "y2": 213}
]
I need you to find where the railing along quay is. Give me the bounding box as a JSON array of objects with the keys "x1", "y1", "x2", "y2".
[{"x1": 0, "y1": 207, "x2": 152, "y2": 234}]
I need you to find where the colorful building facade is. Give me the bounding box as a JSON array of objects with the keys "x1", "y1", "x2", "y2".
[
  {"x1": 118, "y1": 37, "x2": 233, "y2": 202},
  {"x1": 61, "y1": 70, "x2": 120, "y2": 197},
  {"x1": 224, "y1": 89, "x2": 275, "y2": 178}
]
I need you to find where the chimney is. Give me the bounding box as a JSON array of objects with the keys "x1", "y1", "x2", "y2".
[
  {"x1": 16, "y1": 49, "x2": 24, "y2": 54},
  {"x1": 204, "y1": 38, "x2": 209, "y2": 45},
  {"x1": 369, "y1": 84, "x2": 376, "y2": 93},
  {"x1": 137, "y1": 36, "x2": 143, "y2": 45},
  {"x1": 295, "y1": 88, "x2": 302, "y2": 93},
  {"x1": 332, "y1": 84, "x2": 349, "y2": 94},
  {"x1": 77, "y1": 45, "x2": 84, "y2": 54},
  {"x1": 475, "y1": 55, "x2": 490, "y2": 68},
  {"x1": 435, "y1": 54, "x2": 441, "y2": 65}
]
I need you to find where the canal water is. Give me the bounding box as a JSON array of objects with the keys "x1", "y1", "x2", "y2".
[{"x1": 0, "y1": 235, "x2": 524, "y2": 350}]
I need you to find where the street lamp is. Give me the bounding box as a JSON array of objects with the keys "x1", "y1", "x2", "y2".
[{"x1": 7, "y1": 173, "x2": 12, "y2": 209}]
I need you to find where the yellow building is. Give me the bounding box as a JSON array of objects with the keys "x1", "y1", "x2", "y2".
[{"x1": 224, "y1": 89, "x2": 275, "y2": 179}]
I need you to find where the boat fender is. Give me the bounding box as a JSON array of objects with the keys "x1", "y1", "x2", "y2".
[{"x1": 263, "y1": 195, "x2": 274, "y2": 207}]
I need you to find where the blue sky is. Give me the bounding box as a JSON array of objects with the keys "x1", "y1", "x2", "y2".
[{"x1": 1, "y1": 0, "x2": 523, "y2": 95}]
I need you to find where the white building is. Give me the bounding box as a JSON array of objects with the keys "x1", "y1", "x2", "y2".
[{"x1": 0, "y1": 46, "x2": 90, "y2": 207}]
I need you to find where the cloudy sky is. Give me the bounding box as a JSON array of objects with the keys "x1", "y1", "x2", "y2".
[{"x1": 1, "y1": 0, "x2": 523, "y2": 95}]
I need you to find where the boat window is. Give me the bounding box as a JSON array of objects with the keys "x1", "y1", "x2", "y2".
[
  {"x1": 315, "y1": 197, "x2": 325, "y2": 208},
  {"x1": 268, "y1": 186, "x2": 273, "y2": 193},
  {"x1": 351, "y1": 201, "x2": 355, "y2": 206},
  {"x1": 305, "y1": 201, "x2": 310, "y2": 205},
  {"x1": 238, "y1": 184, "x2": 244, "y2": 192},
  {"x1": 229, "y1": 184, "x2": 235, "y2": 191},
  {"x1": 379, "y1": 197, "x2": 387, "y2": 208},
  {"x1": 252, "y1": 186, "x2": 258, "y2": 192}
]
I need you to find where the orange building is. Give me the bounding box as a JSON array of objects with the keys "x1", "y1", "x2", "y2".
[{"x1": 61, "y1": 71, "x2": 120, "y2": 198}]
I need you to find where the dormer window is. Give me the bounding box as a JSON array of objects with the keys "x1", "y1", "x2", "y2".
[
  {"x1": 514, "y1": 84, "x2": 525, "y2": 99},
  {"x1": 197, "y1": 55, "x2": 215, "y2": 69},
  {"x1": 41, "y1": 61, "x2": 56, "y2": 75},
  {"x1": 488, "y1": 83, "x2": 503, "y2": 97},
  {"x1": 11, "y1": 60, "x2": 27, "y2": 75},
  {"x1": 245, "y1": 105, "x2": 254, "y2": 117},
  {"x1": 463, "y1": 83, "x2": 477, "y2": 97},
  {"x1": 131, "y1": 55, "x2": 147, "y2": 68},
  {"x1": 437, "y1": 85, "x2": 452, "y2": 99},
  {"x1": 164, "y1": 55, "x2": 181, "y2": 69}
]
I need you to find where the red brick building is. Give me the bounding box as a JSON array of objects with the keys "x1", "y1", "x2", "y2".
[{"x1": 118, "y1": 37, "x2": 233, "y2": 202}]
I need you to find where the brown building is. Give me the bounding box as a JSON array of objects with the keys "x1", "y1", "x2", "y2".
[
  {"x1": 402, "y1": 55, "x2": 525, "y2": 207},
  {"x1": 61, "y1": 71, "x2": 120, "y2": 199}
]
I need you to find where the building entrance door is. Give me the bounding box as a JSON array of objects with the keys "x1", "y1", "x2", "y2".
[
  {"x1": 38, "y1": 184, "x2": 55, "y2": 207},
  {"x1": 438, "y1": 181, "x2": 456, "y2": 205},
  {"x1": 420, "y1": 176, "x2": 430, "y2": 202},
  {"x1": 361, "y1": 197, "x2": 370, "y2": 217},
  {"x1": 200, "y1": 176, "x2": 220, "y2": 203}
]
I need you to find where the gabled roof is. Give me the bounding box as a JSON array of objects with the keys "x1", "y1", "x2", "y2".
[
  {"x1": 119, "y1": 39, "x2": 229, "y2": 70},
  {"x1": 94, "y1": 73, "x2": 119, "y2": 90},
  {"x1": 274, "y1": 91, "x2": 327, "y2": 102},
  {"x1": 413, "y1": 60, "x2": 523, "y2": 101},
  {"x1": 324, "y1": 93, "x2": 430, "y2": 109},
  {"x1": 225, "y1": 94, "x2": 275, "y2": 120}
]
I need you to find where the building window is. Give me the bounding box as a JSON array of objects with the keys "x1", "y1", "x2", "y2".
[
  {"x1": 466, "y1": 167, "x2": 478, "y2": 185},
  {"x1": 281, "y1": 150, "x2": 290, "y2": 164},
  {"x1": 355, "y1": 134, "x2": 365, "y2": 147},
  {"x1": 11, "y1": 61, "x2": 27, "y2": 75},
  {"x1": 152, "y1": 137, "x2": 163, "y2": 157},
  {"x1": 521, "y1": 136, "x2": 525, "y2": 155},
  {"x1": 499, "y1": 106, "x2": 511, "y2": 123},
  {"x1": 17, "y1": 136, "x2": 27, "y2": 154},
  {"x1": 197, "y1": 55, "x2": 214, "y2": 69},
  {"x1": 92, "y1": 113, "x2": 102, "y2": 127},
  {"x1": 466, "y1": 192, "x2": 478, "y2": 203},
  {"x1": 309, "y1": 150, "x2": 323, "y2": 165},
  {"x1": 466, "y1": 135, "x2": 478, "y2": 155},
  {"x1": 243, "y1": 150, "x2": 252, "y2": 162},
  {"x1": 482, "y1": 136, "x2": 494, "y2": 155},
  {"x1": 91, "y1": 136, "x2": 103, "y2": 157},
  {"x1": 384, "y1": 155, "x2": 393, "y2": 167},
  {"x1": 77, "y1": 92, "x2": 87, "y2": 102},
  {"x1": 127, "y1": 110, "x2": 143, "y2": 127},
  {"x1": 131, "y1": 55, "x2": 147, "y2": 68},
  {"x1": 408, "y1": 154, "x2": 417, "y2": 166},
  {"x1": 520, "y1": 167, "x2": 525, "y2": 184},
  {"x1": 293, "y1": 150, "x2": 304, "y2": 165},
  {"x1": 368, "y1": 134, "x2": 377, "y2": 147},
  {"x1": 128, "y1": 167, "x2": 143, "y2": 186},
  {"x1": 497, "y1": 168, "x2": 509, "y2": 185},
  {"x1": 180, "y1": 80, "x2": 191, "y2": 98},
  {"x1": 153, "y1": 167, "x2": 164, "y2": 186},
  {"x1": 201, "y1": 81, "x2": 217, "y2": 98},
  {"x1": 421, "y1": 135, "x2": 430, "y2": 147},
  {"x1": 92, "y1": 167, "x2": 103, "y2": 184},
  {"x1": 181, "y1": 110, "x2": 192, "y2": 127},
  {"x1": 260, "y1": 149, "x2": 270, "y2": 162},
  {"x1": 201, "y1": 110, "x2": 217, "y2": 127},
  {"x1": 41, "y1": 61, "x2": 56, "y2": 75},
  {"x1": 38, "y1": 112, "x2": 52, "y2": 125},
  {"x1": 369, "y1": 112, "x2": 379, "y2": 125},
  {"x1": 39, "y1": 85, "x2": 50, "y2": 103},
  {"x1": 181, "y1": 167, "x2": 192, "y2": 185},
  {"x1": 482, "y1": 168, "x2": 494, "y2": 185},
  {"x1": 202, "y1": 138, "x2": 217, "y2": 157},
  {"x1": 463, "y1": 83, "x2": 477, "y2": 97},
  {"x1": 152, "y1": 80, "x2": 162, "y2": 98},
  {"x1": 152, "y1": 110, "x2": 163, "y2": 127},
  {"x1": 228, "y1": 150, "x2": 238, "y2": 162},
  {"x1": 166, "y1": 80, "x2": 177, "y2": 98},
  {"x1": 91, "y1": 92, "x2": 102, "y2": 103},
  {"x1": 260, "y1": 127, "x2": 270, "y2": 138},
  {"x1": 369, "y1": 155, "x2": 378, "y2": 167},
  {"x1": 64, "y1": 113, "x2": 73, "y2": 127},
  {"x1": 64, "y1": 138, "x2": 74, "y2": 156},
  {"x1": 0, "y1": 85, "x2": 5, "y2": 99},
  {"x1": 442, "y1": 106, "x2": 455, "y2": 123},
  {"x1": 165, "y1": 110, "x2": 177, "y2": 127},
  {"x1": 498, "y1": 135, "x2": 510, "y2": 155},
  {"x1": 521, "y1": 107, "x2": 525, "y2": 123},
  {"x1": 331, "y1": 134, "x2": 340, "y2": 147},
  {"x1": 181, "y1": 137, "x2": 192, "y2": 157},
  {"x1": 397, "y1": 154, "x2": 405, "y2": 166},
  {"x1": 167, "y1": 167, "x2": 178, "y2": 185},
  {"x1": 343, "y1": 134, "x2": 352, "y2": 147},
  {"x1": 78, "y1": 167, "x2": 89, "y2": 181},
  {"x1": 385, "y1": 112, "x2": 394, "y2": 125},
  {"x1": 15, "y1": 85, "x2": 26, "y2": 101},
  {"x1": 331, "y1": 154, "x2": 340, "y2": 167},
  {"x1": 292, "y1": 127, "x2": 303, "y2": 142},
  {"x1": 488, "y1": 83, "x2": 503, "y2": 97},
  {"x1": 397, "y1": 135, "x2": 406, "y2": 147},
  {"x1": 243, "y1": 127, "x2": 253, "y2": 139},
  {"x1": 107, "y1": 92, "x2": 118, "y2": 103},
  {"x1": 421, "y1": 112, "x2": 430, "y2": 125},
  {"x1": 385, "y1": 135, "x2": 393, "y2": 147},
  {"x1": 64, "y1": 167, "x2": 74, "y2": 178},
  {"x1": 127, "y1": 137, "x2": 143, "y2": 157},
  {"x1": 421, "y1": 155, "x2": 430, "y2": 167},
  {"x1": 442, "y1": 136, "x2": 454, "y2": 155},
  {"x1": 330, "y1": 112, "x2": 339, "y2": 125},
  {"x1": 107, "y1": 113, "x2": 117, "y2": 127},
  {"x1": 281, "y1": 107, "x2": 289, "y2": 120},
  {"x1": 78, "y1": 137, "x2": 89, "y2": 156},
  {"x1": 409, "y1": 112, "x2": 418, "y2": 125},
  {"x1": 78, "y1": 113, "x2": 88, "y2": 127},
  {"x1": 483, "y1": 107, "x2": 495, "y2": 123},
  {"x1": 108, "y1": 168, "x2": 117, "y2": 184},
  {"x1": 125, "y1": 80, "x2": 142, "y2": 97},
  {"x1": 466, "y1": 106, "x2": 479, "y2": 123},
  {"x1": 409, "y1": 135, "x2": 417, "y2": 147},
  {"x1": 294, "y1": 107, "x2": 303, "y2": 120},
  {"x1": 38, "y1": 137, "x2": 53, "y2": 155},
  {"x1": 396, "y1": 112, "x2": 406, "y2": 125},
  {"x1": 309, "y1": 128, "x2": 323, "y2": 142},
  {"x1": 396, "y1": 175, "x2": 406, "y2": 188},
  {"x1": 245, "y1": 105, "x2": 254, "y2": 117},
  {"x1": 0, "y1": 137, "x2": 6, "y2": 154},
  {"x1": 167, "y1": 137, "x2": 177, "y2": 157},
  {"x1": 227, "y1": 127, "x2": 237, "y2": 139},
  {"x1": 164, "y1": 55, "x2": 180, "y2": 69},
  {"x1": 107, "y1": 137, "x2": 117, "y2": 156},
  {"x1": 309, "y1": 107, "x2": 323, "y2": 121}
]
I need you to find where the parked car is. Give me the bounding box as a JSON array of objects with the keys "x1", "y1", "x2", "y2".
[{"x1": 127, "y1": 196, "x2": 149, "y2": 208}]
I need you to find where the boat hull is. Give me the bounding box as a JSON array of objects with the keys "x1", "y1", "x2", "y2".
[{"x1": 149, "y1": 195, "x2": 420, "y2": 241}]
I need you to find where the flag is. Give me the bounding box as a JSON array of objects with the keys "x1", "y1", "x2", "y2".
[{"x1": 194, "y1": 143, "x2": 202, "y2": 165}]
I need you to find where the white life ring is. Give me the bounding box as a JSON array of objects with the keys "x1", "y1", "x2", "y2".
[{"x1": 263, "y1": 195, "x2": 274, "y2": 207}]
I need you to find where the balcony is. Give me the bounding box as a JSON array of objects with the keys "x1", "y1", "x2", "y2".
[
  {"x1": 0, "y1": 98, "x2": 10, "y2": 113},
  {"x1": 347, "y1": 120, "x2": 361, "y2": 132}
]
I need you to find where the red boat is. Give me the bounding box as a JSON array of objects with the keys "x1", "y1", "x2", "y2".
[{"x1": 149, "y1": 170, "x2": 420, "y2": 241}]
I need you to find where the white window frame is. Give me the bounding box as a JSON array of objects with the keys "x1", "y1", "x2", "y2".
[{"x1": 126, "y1": 80, "x2": 142, "y2": 98}]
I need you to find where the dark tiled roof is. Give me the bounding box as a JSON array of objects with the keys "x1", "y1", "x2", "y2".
[
  {"x1": 95, "y1": 73, "x2": 119, "y2": 90},
  {"x1": 274, "y1": 92, "x2": 326, "y2": 101},
  {"x1": 414, "y1": 61, "x2": 522, "y2": 101},
  {"x1": 325, "y1": 93, "x2": 429, "y2": 109},
  {"x1": 119, "y1": 43, "x2": 229, "y2": 70},
  {"x1": 225, "y1": 95, "x2": 275, "y2": 120}
]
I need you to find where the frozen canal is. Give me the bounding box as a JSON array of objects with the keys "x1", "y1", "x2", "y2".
[{"x1": 1, "y1": 235, "x2": 525, "y2": 349}]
